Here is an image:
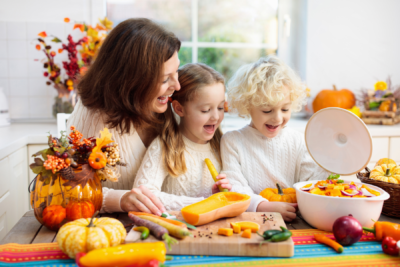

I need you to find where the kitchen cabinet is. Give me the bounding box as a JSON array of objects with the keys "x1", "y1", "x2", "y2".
[
  {"x1": 28, "y1": 144, "x2": 48, "y2": 184},
  {"x1": 0, "y1": 157, "x2": 12, "y2": 241},
  {"x1": 0, "y1": 147, "x2": 28, "y2": 241}
]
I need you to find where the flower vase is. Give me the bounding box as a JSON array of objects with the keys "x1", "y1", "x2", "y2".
[{"x1": 52, "y1": 84, "x2": 79, "y2": 118}]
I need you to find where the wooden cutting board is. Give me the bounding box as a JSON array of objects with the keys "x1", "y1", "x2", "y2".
[{"x1": 136, "y1": 211, "x2": 294, "y2": 257}]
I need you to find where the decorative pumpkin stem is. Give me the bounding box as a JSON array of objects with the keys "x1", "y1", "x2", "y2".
[
  {"x1": 276, "y1": 183, "x2": 283, "y2": 195},
  {"x1": 385, "y1": 168, "x2": 391, "y2": 177},
  {"x1": 333, "y1": 84, "x2": 337, "y2": 91},
  {"x1": 87, "y1": 211, "x2": 99, "y2": 228}
]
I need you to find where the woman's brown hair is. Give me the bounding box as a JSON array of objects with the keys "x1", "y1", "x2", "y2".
[
  {"x1": 161, "y1": 63, "x2": 224, "y2": 177},
  {"x1": 78, "y1": 18, "x2": 181, "y2": 134}
]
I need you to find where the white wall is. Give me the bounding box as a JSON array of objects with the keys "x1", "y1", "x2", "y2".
[
  {"x1": 0, "y1": 0, "x2": 105, "y2": 120},
  {"x1": 304, "y1": 0, "x2": 400, "y2": 96}
]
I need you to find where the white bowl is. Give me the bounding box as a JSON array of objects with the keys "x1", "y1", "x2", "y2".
[{"x1": 293, "y1": 180, "x2": 390, "y2": 231}]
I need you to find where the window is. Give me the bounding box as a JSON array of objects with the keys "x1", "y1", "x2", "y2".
[{"x1": 107, "y1": 0, "x2": 278, "y2": 81}]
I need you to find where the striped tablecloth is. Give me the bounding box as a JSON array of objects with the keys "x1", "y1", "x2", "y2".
[{"x1": 1, "y1": 229, "x2": 399, "y2": 267}]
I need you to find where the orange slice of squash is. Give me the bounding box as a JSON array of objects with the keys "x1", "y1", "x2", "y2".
[
  {"x1": 232, "y1": 221, "x2": 260, "y2": 233},
  {"x1": 241, "y1": 229, "x2": 252, "y2": 238},
  {"x1": 181, "y1": 192, "x2": 250, "y2": 226}
]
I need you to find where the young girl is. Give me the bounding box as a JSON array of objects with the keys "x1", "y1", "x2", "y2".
[
  {"x1": 133, "y1": 63, "x2": 231, "y2": 211},
  {"x1": 221, "y1": 56, "x2": 329, "y2": 221}
]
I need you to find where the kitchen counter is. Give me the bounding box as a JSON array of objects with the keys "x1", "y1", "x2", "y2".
[
  {"x1": 1, "y1": 115, "x2": 400, "y2": 160},
  {"x1": 0, "y1": 123, "x2": 57, "y2": 160}
]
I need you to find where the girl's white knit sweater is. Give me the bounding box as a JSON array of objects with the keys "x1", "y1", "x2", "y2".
[
  {"x1": 221, "y1": 125, "x2": 329, "y2": 212},
  {"x1": 133, "y1": 135, "x2": 221, "y2": 211}
]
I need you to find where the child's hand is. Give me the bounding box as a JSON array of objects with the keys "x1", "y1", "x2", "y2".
[
  {"x1": 256, "y1": 201, "x2": 298, "y2": 222},
  {"x1": 211, "y1": 174, "x2": 232, "y2": 194}
]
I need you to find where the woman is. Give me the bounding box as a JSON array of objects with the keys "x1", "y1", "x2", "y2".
[{"x1": 67, "y1": 18, "x2": 181, "y2": 215}]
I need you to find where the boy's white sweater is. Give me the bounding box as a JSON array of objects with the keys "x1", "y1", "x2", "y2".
[{"x1": 221, "y1": 125, "x2": 329, "y2": 212}]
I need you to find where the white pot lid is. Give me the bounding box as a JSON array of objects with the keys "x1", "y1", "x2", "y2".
[{"x1": 305, "y1": 107, "x2": 372, "y2": 175}]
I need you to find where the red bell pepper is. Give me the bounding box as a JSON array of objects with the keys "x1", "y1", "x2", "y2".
[{"x1": 382, "y1": 236, "x2": 399, "y2": 256}]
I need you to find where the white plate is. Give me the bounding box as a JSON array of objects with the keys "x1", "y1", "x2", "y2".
[{"x1": 305, "y1": 107, "x2": 372, "y2": 175}]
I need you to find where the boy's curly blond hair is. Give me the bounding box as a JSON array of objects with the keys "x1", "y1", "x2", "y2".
[{"x1": 227, "y1": 56, "x2": 307, "y2": 117}]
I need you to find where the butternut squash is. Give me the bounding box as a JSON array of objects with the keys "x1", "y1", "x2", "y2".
[
  {"x1": 181, "y1": 192, "x2": 250, "y2": 226},
  {"x1": 232, "y1": 221, "x2": 260, "y2": 233},
  {"x1": 218, "y1": 228, "x2": 233, "y2": 236},
  {"x1": 241, "y1": 229, "x2": 252, "y2": 238},
  {"x1": 231, "y1": 223, "x2": 241, "y2": 234}
]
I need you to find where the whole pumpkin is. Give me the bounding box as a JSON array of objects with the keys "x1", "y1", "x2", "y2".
[
  {"x1": 42, "y1": 205, "x2": 66, "y2": 231},
  {"x1": 88, "y1": 152, "x2": 107, "y2": 169},
  {"x1": 259, "y1": 183, "x2": 297, "y2": 203},
  {"x1": 312, "y1": 85, "x2": 356, "y2": 113},
  {"x1": 66, "y1": 200, "x2": 95, "y2": 221},
  {"x1": 375, "y1": 158, "x2": 397, "y2": 167},
  {"x1": 57, "y1": 213, "x2": 126, "y2": 259},
  {"x1": 370, "y1": 164, "x2": 400, "y2": 184}
]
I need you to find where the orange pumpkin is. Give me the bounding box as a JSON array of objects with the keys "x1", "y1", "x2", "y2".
[
  {"x1": 375, "y1": 158, "x2": 397, "y2": 167},
  {"x1": 312, "y1": 85, "x2": 356, "y2": 113},
  {"x1": 379, "y1": 100, "x2": 397, "y2": 112},
  {"x1": 259, "y1": 183, "x2": 297, "y2": 203},
  {"x1": 66, "y1": 201, "x2": 95, "y2": 221},
  {"x1": 42, "y1": 205, "x2": 66, "y2": 230},
  {"x1": 88, "y1": 152, "x2": 107, "y2": 169}
]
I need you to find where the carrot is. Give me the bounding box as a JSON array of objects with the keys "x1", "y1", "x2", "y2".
[
  {"x1": 129, "y1": 211, "x2": 187, "y2": 229},
  {"x1": 314, "y1": 234, "x2": 343, "y2": 253},
  {"x1": 135, "y1": 215, "x2": 192, "y2": 239},
  {"x1": 128, "y1": 214, "x2": 178, "y2": 249}
]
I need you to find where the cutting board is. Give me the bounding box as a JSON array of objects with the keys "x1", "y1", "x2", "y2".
[{"x1": 135, "y1": 211, "x2": 294, "y2": 257}]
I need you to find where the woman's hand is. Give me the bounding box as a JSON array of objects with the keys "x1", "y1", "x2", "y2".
[
  {"x1": 212, "y1": 174, "x2": 232, "y2": 194},
  {"x1": 120, "y1": 185, "x2": 166, "y2": 216},
  {"x1": 256, "y1": 201, "x2": 298, "y2": 222}
]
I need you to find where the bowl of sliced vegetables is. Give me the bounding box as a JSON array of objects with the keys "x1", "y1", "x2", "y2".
[{"x1": 293, "y1": 175, "x2": 390, "y2": 231}]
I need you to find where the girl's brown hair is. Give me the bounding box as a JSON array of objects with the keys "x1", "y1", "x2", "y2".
[
  {"x1": 78, "y1": 18, "x2": 181, "y2": 134},
  {"x1": 161, "y1": 63, "x2": 224, "y2": 177}
]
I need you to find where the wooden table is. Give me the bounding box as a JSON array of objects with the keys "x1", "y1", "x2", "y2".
[{"x1": 1, "y1": 211, "x2": 400, "y2": 245}]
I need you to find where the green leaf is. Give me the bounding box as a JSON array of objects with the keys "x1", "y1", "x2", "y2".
[
  {"x1": 337, "y1": 179, "x2": 344, "y2": 183},
  {"x1": 369, "y1": 102, "x2": 380, "y2": 109},
  {"x1": 30, "y1": 164, "x2": 45, "y2": 174},
  {"x1": 51, "y1": 37, "x2": 62, "y2": 43},
  {"x1": 327, "y1": 174, "x2": 340, "y2": 180},
  {"x1": 41, "y1": 148, "x2": 54, "y2": 160},
  {"x1": 53, "y1": 147, "x2": 66, "y2": 153},
  {"x1": 43, "y1": 177, "x2": 51, "y2": 186},
  {"x1": 34, "y1": 158, "x2": 44, "y2": 166}
]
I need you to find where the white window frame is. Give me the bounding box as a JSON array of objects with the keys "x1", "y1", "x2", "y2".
[{"x1": 183, "y1": 0, "x2": 278, "y2": 63}]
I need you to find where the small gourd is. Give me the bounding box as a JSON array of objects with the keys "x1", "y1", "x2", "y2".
[
  {"x1": 370, "y1": 164, "x2": 400, "y2": 184},
  {"x1": 57, "y1": 212, "x2": 126, "y2": 259},
  {"x1": 88, "y1": 152, "x2": 107, "y2": 169},
  {"x1": 259, "y1": 183, "x2": 297, "y2": 203},
  {"x1": 375, "y1": 158, "x2": 397, "y2": 167}
]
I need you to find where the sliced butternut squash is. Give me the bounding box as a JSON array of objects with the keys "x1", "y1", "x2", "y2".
[
  {"x1": 181, "y1": 192, "x2": 251, "y2": 226},
  {"x1": 233, "y1": 221, "x2": 260, "y2": 233},
  {"x1": 231, "y1": 222, "x2": 241, "y2": 234},
  {"x1": 218, "y1": 228, "x2": 233, "y2": 236},
  {"x1": 241, "y1": 229, "x2": 252, "y2": 238}
]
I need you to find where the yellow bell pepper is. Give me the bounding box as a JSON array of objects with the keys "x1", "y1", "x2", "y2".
[{"x1": 79, "y1": 242, "x2": 166, "y2": 267}]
